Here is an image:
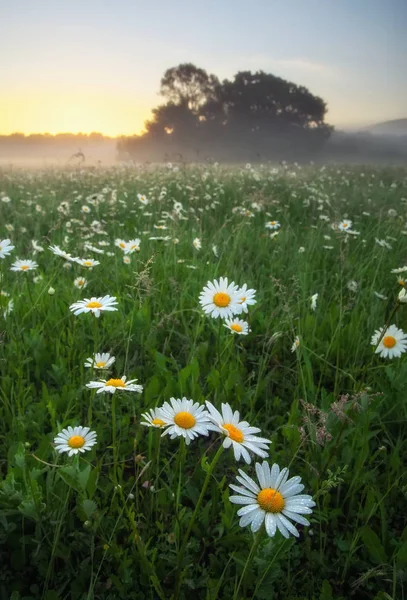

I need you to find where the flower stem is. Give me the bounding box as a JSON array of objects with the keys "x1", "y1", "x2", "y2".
[
  {"x1": 173, "y1": 444, "x2": 224, "y2": 599},
  {"x1": 111, "y1": 393, "x2": 118, "y2": 484},
  {"x1": 234, "y1": 526, "x2": 265, "y2": 600}
]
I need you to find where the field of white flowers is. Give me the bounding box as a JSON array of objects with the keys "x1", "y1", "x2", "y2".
[{"x1": 0, "y1": 163, "x2": 406, "y2": 600}]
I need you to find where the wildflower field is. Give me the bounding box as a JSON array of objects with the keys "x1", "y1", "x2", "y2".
[{"x1": 1, "y1": 163, "x2": 407, "y2": 600}]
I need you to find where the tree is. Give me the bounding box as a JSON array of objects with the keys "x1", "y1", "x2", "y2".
[{"x1": 160, "y1": 63, "x2": 220, "y2": 112}]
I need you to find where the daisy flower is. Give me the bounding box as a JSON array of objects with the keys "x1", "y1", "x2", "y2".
[
  {"x1": 76, "y1": 258, "x2": 100, "y2": 269},
  {"x1": 265, "y1": 220, "x2": 280, "y2": 230},
  {"x1": 10, "y1": 259, "x2": 38, "y2": 272},
  {"x1": 391, "y1": 266, "x2": 407, "y2": 274},
  {"x1": 338, "y1": 220, "x2": 352, "y2": 231},
  {"x1": 137, "y1": 194, "x2": 149, "y2": 205},
  {"x1": 193, "y1": 238, "x2": 202, "y2": 250},
  {"x1": 199, "y1": 277, "x2": 240, "y2": 319},
  {"x1": 205, "y1": 402, "x2": 271, "y2": 464},
  {"x1": 124, "y1": 239, "x2": 141, "y2": 254},
  {"x1": 123, "y1": 256, "x2": 131, "y2": 264},
  {"x1": 86, "y1": 375, "x2": 143, "y2": 394},
  {"x1": 53, "y1": 426, "x2": 97, "y2": 457},
  {"x1": 115, "y1": 239, "x2": 128, "y2": 252},
  {"x1": 310, "y1": 293, "x2": 318, "y2": 311},
  {"x1": 84, "y1": 352, "x2": 115, "y2": 369},
  {"x1": 140, "y1": 408, "x2": 166, "y2": 428},
  {"x1": 69, "y1": 295, "x2": 118, "y2": 318},
  {"x1": 224, "y1": 318, "x2": 250, "y2": 335},
  {"x1": 0, "y1": 239, "x2": 14, "y2": 259},
  {"x1": 49, "y1": 245, "x2": 77, "y2": 262},
  {"x1": 229, "y1": 462, "x2": 315, "y2": 538},
  {"x1": 371, "y1": 324, "x2": 407, "y2": 359},
  {"x1": 235, "y1": 283, "x2": 256, "y2": 314},
  {"x1": 158, "y1": 398, "x2": 216, "y2": 445},
  {"x1": 74, "y1": 276, "x2": 87, "y2": 289},
  {"x1": 291, "y1": 336, "x2": 300, "y2": 352},
  {"x1": 398, "y1": 288, "x2": 407, "y2": 303}
]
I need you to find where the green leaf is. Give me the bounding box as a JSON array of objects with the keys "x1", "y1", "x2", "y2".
[
  {"x1": 319, "y1": 580, "x2": 333, "y2": 600},
  {"x1": 82, "y1": 498, "x2": 97, "y2": 519},
  {"x1": 360, "y1": 525, "x2": 387, "y2": 564}
]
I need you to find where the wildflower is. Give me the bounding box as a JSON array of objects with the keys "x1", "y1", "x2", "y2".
[
  {"x1": 0, "y1": 239, "x2": 14, "y2": 259},
  {"x1": 347, "y1": 280, "x2": 358, "y2": 293},
  {"x1": 115, "y1": 239, "x2": 128, "y2": 251},
  {"x1": 10, "y1": 259, "x2": 38, "y2": 272},
  {"x1": 86, "y1": 375, "x2": 143, "y2": 394},
  {"x1": 81, "y1": 205, "x2": 91, "y2": 213},
  {"x1": 371, "y1": 325, "x2": 407, "y2": 359},
  {"x1": 298, "y1": 247, "x2": 305, "y2": 253},
  {"x1": 373, "y1": 291, "x2": 387, "y2": 300},
  {"x1": 229, "y1": 462, "x2": 315, "y2": 538},
  {"x1": 398, "y1": 288, "x2": 407, "y2": 303},
  {"x1": 224, "y1": 318, "x2": 250, "y2": 335},
  {"x1": 212, "y1": 245, "x2": 219, "y2": 257},
  {"x1": 49, "y1": 245, "x2": 78, "y2": 262},
  {"x1": 74, "y1": 277, "x2": 87, "y2": 289},
  {"x1": 54, "y1": 426, "x2": 97, "y2": 456},
  {"x1": 48, "y1": 287, "x2": 55, "y2": 295},
  {"x1": 310, "y1": 293, "x2": 318, "y2": 311},
  {"x1": 140, "y1": 408, "x2": 166, "y2": 428},
  {"x1": 193, "y1": 238, "x2": 202, "y2": 250},
  {"x1": 291, "y1": 336, "x2": 300, "y2": 352},
  {"x1": 137, "y1": 194, "x2": 149, "y2": 205},
  {"x1": 123, "y1": 256, "x2": 131, "y2": 264},
  {"x1": 205, "y1": 402, "x2": 271, "y2": 464},
  {"x1": 158, "y1": 398, "x2": 216, "y2": 445},
  {"x1": 69, "y1": 295, "x2": 118, "y2": 318},
  {"x1": 84, "y1": 352, "x2": 115, "y2": 369},
  {"x1": 338, "y1": 220, "x2": 352, "y2": 231},
  {"x1": 31, "y1": 240, "x2": 44, "y2": 254},
  {"x1": 76, "y1": 258, "x2": 100, "y2": 269},
  {"x1": 375, "y1": 238, "x2": 392, "y2": 250},
  {"x1": 391, "y1": 266, "x2": 407, "y2": 274},
  {"x1": 265, "y1": 220, "x2": 280, "y2": 230},
  {"x1": 125, "y1": 239, "x2": 141, "y2": 254},
  {"x1": 1, "y1": 195, "x2": 11, "y2": 203},
  {"x1": 235, "y1": 283, "x2": 256, "y2": 314},
  {"x1": 199, "y1": 277, "x2": 240, "y2": 319}
]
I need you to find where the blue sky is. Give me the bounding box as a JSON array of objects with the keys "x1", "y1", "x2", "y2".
[{"x1": 0, "y1": 0, "x2": 406, "y2": 135}]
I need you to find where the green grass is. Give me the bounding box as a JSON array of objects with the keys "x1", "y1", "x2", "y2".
[{"x1": 0, "y1": 163, "x2": 406, "y2": 600}]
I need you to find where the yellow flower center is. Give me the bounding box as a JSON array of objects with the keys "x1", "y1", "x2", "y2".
[
  {"x1": 86, "y1": 301, "x2": 103, "y2": 309},
  {"x1": 95, "y1": 361, "x2": 106, "y2": 368},
  {"x1": 131, "y1": 244, "x2": 138, "y2": 250},
  {"x1": 68, "y1": 435, "x2": 85, "y2": 449},
  {"x1": 213, "y1": 292, "x2": 231, "y2": 307},
  {"x1": 83, "y1": 261, "x2": 93, "y2": 266},
  {"x1": 152, "y1": 418, "x2": 166, "y2": 427},
  {"x1": 120, "y1": 243, "x2": 126, "y2": 248},
  {"x1": 343, "y1": 222, "x2": 349, "y2": 228},
  {"x1": 222, "y1": 423, "x2": 244, "y2": 443},
  {"x1": 105, "y1": 378, "x2": 125, "y2": 387},
  {"x1": 231, "y1": 324, "x2": 243, "y2": 333},
  {"x1": 270, "y1": 221, "x2": 276, "y2": 225},
  {"x1": 20, "y1": 265, "x2": 29, "y2": 271},
  {"x1": 174, "y1": 411, "x2": 196, "y2": 429},
  {"x1": 257, "y1": 488, "x2": 285, "y2": 513},
  {"x1": 240, "y1": 296, "x2": 246, "y2": 303},
  {"x1": 383, "y1": 335, "x2": 396, "y2": 348}
]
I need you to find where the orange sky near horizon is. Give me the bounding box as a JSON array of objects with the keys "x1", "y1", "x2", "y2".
[{"x1": 0, "y1": 91, "x2": 153, "y2": 137}]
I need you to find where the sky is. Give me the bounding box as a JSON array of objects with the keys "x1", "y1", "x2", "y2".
[{"x1": 0, "y1": 0, "x2": 406, "y2": 136}]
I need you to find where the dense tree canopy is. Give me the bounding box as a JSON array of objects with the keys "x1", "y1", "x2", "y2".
[{"x1": 119, "y1": 63, "x2": 334, "y2": 162}]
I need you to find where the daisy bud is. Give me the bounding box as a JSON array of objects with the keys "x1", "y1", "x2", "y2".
[{"x1": 48, "y1": 287, "x2": 56, "y2": 295}]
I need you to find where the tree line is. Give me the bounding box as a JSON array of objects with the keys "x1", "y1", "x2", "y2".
[{"x1": 118, "y1": 63, "x2": 333, "y2": 162}]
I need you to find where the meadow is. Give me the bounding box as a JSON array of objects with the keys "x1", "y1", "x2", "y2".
[{"x1": 0, "y1": 162, "x2": 406, "y2": 600}]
